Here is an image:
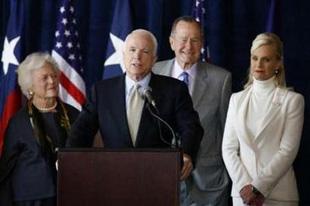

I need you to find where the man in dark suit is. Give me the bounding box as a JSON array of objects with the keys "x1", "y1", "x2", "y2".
[
  {"x1": 68, "y1": 29, "x2": 203, "y2": 180},
  {"x1": 153, "y1": 16, "x2": 232, "y2": 206}
]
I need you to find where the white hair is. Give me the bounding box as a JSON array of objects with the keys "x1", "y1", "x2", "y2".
[
  {"x1": 17, "y1": 52, "x2": 60, "y2": 99},
  {"x1": 124, "y1": 29, "x2": 158, "y2": 56}
]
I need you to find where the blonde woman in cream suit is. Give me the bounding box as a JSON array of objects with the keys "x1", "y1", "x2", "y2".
[{"x1": 222, "y1": 33, "x2": 304, "y2": 206}]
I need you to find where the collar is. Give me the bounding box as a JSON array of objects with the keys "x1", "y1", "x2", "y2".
[
  {"x1": 125, "y1": 73, "x2": 151, "y2": 96},
  {"x1": 252, "y1": 76, "x2": 276, "y2": 95},
  {"x1": 172, "y1": 59, "x2": 197, "y2": 80}
]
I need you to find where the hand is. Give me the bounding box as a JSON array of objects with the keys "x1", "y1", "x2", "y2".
[
  {"x1": 240, "y1": 184, "x2": 256, "y2": 205},
  {"x1": 251, "y1": 194, "x2": 265, "y2": 206},
  {"x1": 180, "y1": 153, "x2": 193, "y2": 180}
]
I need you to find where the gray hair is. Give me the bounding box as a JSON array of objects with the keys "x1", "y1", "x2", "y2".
[
  {"x1": 17, "y1": 52, "x2": 60, "y2": 99},
  {"x1": 170, "y1": 16, "x2": 204, "y2": 40},
  {"x1": 124, "y1": 29, "x2": 158, "y2": 56},
  {"x1": 244, "y1": 32, "x2": 286, "y2": 88}
]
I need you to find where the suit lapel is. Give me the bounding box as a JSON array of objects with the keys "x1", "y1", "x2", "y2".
[
  {"x1": 253, "y1": 87, "x2": 288, "y2": 144},
  {"x1": 253, "y1": 103, "x2": 280, "y2": 144},
  {"x1": 236, "y1": 86, "x2": 288, "y2": 147},
  {"x1": 135, "y1": 74, "x2": 158, "y2": 146},
  {"x1": 109, "y1": 75, "x2": 133, "y2": 146},
  {"x1": 235, "y1": 87, "x2": 255, "y2": 146},
  {"x1": 157, "y1": 60, "x2": 209, "y2": 109},
  {"x1": 191, "y1": 62, "x2": 209, "y2": 109}
]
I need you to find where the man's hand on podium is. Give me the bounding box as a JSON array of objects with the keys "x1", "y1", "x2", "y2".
[{"x1": 180, "y1": 153, "x2": 193, "y2": 180}]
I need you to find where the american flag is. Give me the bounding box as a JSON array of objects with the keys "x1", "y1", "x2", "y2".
[
  {"x1": 192, "y1": 0, "x2": 210, "y2": 62},
  {"x1": 0, "y1": 0, "x2": 23, "y2": 154},
  {"x1": 52, "y1": 0, "x2": 86, "y2": 110},
  {"x1": 266, "y1": 0, "x2": 281, "y2": 33}
]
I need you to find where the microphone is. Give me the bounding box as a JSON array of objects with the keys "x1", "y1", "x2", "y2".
[
  {"x1": 140, "y1": 87, "x2": 156, "y2": 107},
  {"x1": 139, "y1": 86, "x2": 179, "y2": 148}
]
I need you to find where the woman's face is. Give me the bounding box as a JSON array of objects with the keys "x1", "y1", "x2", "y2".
[
  {"x1": 31, "y1": 62, "x2": 59, "y2": 101},
  {"x1": 250, "y1": 44, "x2": 281, "y2": 81}
]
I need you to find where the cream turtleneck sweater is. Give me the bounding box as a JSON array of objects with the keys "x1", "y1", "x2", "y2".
[{"x1": 246, "y1": 76, "x2": 276, "y2": 137}]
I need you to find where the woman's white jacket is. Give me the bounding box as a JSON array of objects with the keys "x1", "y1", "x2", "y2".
[{"x1": 222, "y1": 86, "x2": 304, "y2": 201}]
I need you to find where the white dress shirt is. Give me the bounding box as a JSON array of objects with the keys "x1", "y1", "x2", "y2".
[
  {"x1": 125, "y1": 73, "x2": 151, "y2": 108},
  {"x1": 171, "y1": 60, "x2": 197, "y2": 96}
]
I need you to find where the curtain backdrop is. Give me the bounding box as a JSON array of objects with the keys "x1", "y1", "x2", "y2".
[{"x1": 1, "y1": 0, "x2": 309, "y2": 205}]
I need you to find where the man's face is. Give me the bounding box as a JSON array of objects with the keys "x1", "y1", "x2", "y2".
[
  {"x1": 170, "y1": 21, "x2": 202, "y2": 69},
  {"x1": 123, "y1": 32, "x2": 157, "y2": 81}
]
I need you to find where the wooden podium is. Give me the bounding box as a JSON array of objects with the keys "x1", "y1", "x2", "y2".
[{"x1": 57, "y1": 148, "x2": 181, "y2": 206}]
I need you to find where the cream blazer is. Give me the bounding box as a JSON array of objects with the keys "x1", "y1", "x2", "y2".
[{"x1": 222, "y1": 86, "x2": 304, "y2": 202}]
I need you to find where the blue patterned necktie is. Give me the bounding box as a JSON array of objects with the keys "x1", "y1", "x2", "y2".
[{"x1": 180, "y1": 72, "x2": 189, "y2": 86}]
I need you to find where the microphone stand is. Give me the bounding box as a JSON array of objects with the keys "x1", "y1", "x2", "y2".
[
  {"x1": 145, "y1": 103, "x2": 179, "y2": 148},
  {"x1": 145, "y1": 100, "x2": 183, "y2": 169}
]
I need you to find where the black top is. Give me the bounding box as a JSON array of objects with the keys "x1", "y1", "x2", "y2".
[{"x1": 0, "y1": 102, "x2": 79, "y2": 203}]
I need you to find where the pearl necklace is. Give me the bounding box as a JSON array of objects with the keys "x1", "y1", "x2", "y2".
[{"x1": 35, "y1": 101, "x2": 58, "y2": 112}]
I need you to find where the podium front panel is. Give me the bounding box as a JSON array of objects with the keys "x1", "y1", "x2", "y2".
[{"x1": 57, "y1": 148, "x2": 181, "y2": 206}]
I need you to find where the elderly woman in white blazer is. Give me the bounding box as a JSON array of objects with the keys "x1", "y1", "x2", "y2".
[{"x1": 222, "y1": 33, "x2": 304, "y2": 206}]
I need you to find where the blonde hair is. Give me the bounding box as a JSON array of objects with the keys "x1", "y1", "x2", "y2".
[
  {"x1": 17, "y1": 52, "x2": 60, "y2": 99},
  {"x1": 244, "y1": 32, "x2": 286, "y2": 88}
]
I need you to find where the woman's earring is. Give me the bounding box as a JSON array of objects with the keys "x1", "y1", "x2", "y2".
[
  {"x1": 28, "y1": 90, "x2": 34, "y2": 97},
  {"x1": 274, "y1": 69, "x2": 279, "y2": 75}
]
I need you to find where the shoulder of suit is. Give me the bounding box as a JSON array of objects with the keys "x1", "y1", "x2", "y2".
[
  {"x1": 198, "y1": 62, "x2": 231, "y2": 76},
  {"x1": 153, "y1": 59, "x2": 172, "y2": 73},
  {"x1": 154, "y1": 59, "x2": 231, "y2": 76},
  {"x1": 152, "y1": 72, "x2": 181, "y2": 84},
  {"x1": 231, "y1": 88, "x2": 247, "y2": 98},
  {"x1": 154, "y1": 59, "x2": 172, "y2": 67},
  {"x1": 229, "y1": 87, "x2": 251, "y2": 105},
  {"x1": 95, "y1": 75, "x2": 123, "y2": 88},
  {"x1": 230, "y1": 86, "x2": 304, "y2": 106},
  {"x1": 283, "y1": 88, "x2": 304, "y2": 103},
  {"x1": 7, "y1": 105, "x2": 28, "y2": 125},
  {"x1": 62, "y1": 102, "x2": 80, "y2": 116},
  {"x1": 285, "y1": 87, "x2": 303, "y2": 97}
]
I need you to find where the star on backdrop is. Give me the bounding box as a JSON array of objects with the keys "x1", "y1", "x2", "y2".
[
  {"x1": 104, "y1": 33, "x2": 125, "y2": 72},
  {"x1": 102, "y1": 0, "x2": 132, "y2": 79},
  {"x1": 1, "y1": 36, "x2": 20, "y2": 75}
]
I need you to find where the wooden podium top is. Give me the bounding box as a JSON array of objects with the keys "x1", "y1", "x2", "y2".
[{"x1": 57, "y1": 148, "x2": 182, "y2": 206}]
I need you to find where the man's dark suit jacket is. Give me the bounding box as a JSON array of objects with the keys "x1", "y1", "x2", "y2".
[{"x1": 68, "y1": 73, "x2": 203, "y2": 160}]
